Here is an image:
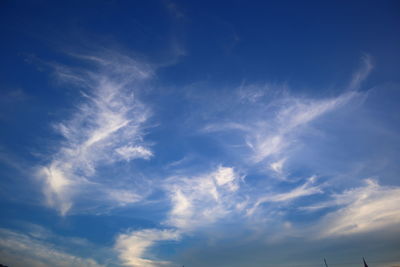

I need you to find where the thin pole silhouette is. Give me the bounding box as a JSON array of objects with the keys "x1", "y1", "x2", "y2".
[
  {"x1": 363, "y1": 257, "x2": 369, "y2": 267},
  {"x1": 324, "y1": 258, "x2": 328, "y2": 267}
]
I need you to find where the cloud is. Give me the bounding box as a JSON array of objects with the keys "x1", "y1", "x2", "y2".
[
  {"x1": 165, "y1": 166, "x2": 243, "y2": 230},
  {"x1": 348, "y1": 54, "x2": 373, "y2": 90},
  {"x1": 112, "y1": 166, "x2": 244, "y2": 266},
  {"x1": 214, "y1": 165, "x2": 240, "y2": 191},
  {"x1": 247, "y1": 176, "x2": 323, "y2": 216},
  {"x1": 315, "y1": 179, "x2": 400, "y2": 238},
  {"x1": 269, "y1": 158, "x2": 286, "y2": 174},
  {"x1": 37, "y1": 52, "x2": 153, "y2": 215},
  {"x1": 0, "y1": 228, "x2": 105, "y2": 267},
  {"x1": 202, "y1": 122, "x2": 251, "y2": 133},
  {"x1": 198, "y1": 57, "x2": 372, "y2": 170},
  {"x1": 198, "y1": 86, "x2": 361, "y2": 175},
  {"x1": 114, "y1": 228, "x2": 180, "y2": 267},
  {"x1": 116, "y1": 145, "x2": 153, "y2": 161},
  {"x1": 248, "y1": 90, "x2": 358, "y2": 163},
  {"x1": 107, "y1": 189, "x2": 143, "y2": 206}
]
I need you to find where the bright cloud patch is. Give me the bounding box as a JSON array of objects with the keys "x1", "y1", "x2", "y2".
[
  {"x1": 114, "y1": 229, "x2": 180, "y2": 267},
  {"x1": 247, "y1": 176, "x2": 323, "y2": 216},
  {"x1": 165, "y1": 166, "x2": 242, "y2": 230},
  {"x1": 248, "y1": 91, "x2": 358, "y2": 163},
  {"x1": 316, "y1": 179, "x2": 400, "y2": 237},
  {"x1": 37, "y1": 53, "x2": 153, "y2": 215},
  {"x1": 116, "y1": 145, "x2": 153, "y2": 161},
  {"x1": 269, "y1": 158, "x2": 286, "y2": 174}
]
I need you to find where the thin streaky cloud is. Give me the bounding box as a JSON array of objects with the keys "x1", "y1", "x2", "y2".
[
  {"x1": 0, "y1": 228, "x2": 105, "y2": 267},
  {"x1": 247, "y1": 176, "x2": 323, "y2": 216},
  {"x1": 248, "y1": 90, "x2": 359, "y2": 164},
  {"x1": 113, "y1": 166, "x2": 244, "y2": 266},
  {"x1": 348, "y1": 54, "x2": 373, "y2": 91},
  {"x1": 200, "y1": 57, "x2": 371, "y2": 167},
  {"x1": 315, "y1": 179, "x2": 400, "y2": 238},
  {"x1": 114, "y1": 228, "x2": 180, "y2": 267},
  {"x1": 37, "y1": 52, "x2": 153, "y2": 215},
  {"x1": 164, "y1": 165, "x2": 242, "y2": 230}
]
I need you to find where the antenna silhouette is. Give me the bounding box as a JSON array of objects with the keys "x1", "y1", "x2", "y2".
[{"x1": 363, "y1": 257, "x2": 369, "y2": 267}]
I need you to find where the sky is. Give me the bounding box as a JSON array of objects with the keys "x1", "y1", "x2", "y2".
[{"x1": 0, "y1": 1, "x2": 400, "y2": 266}]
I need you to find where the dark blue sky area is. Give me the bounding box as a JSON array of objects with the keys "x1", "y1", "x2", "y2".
[{"x1": 1, "y1": 1, "x2": 399, "y2": 87}]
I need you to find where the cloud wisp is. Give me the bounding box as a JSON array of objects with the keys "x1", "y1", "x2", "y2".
[
  {"x1": 246, "y1": 90, "x2": 359, "y2": 164},
  {"x1": 165, "y1": 165, "x2": 243, "y2": 230},
  {"x1": 115, "y1": 229, "x2": 180, "y2": 267},
  {"x1": 113, "y1": 166, "x2": 244, "y2": 266},
  {"x1": 0, "y1": 228, "x2": 105, "y2": 267},
  {"x1": 37, "y1": 52, "x2": 153, "y2": 215},
  {"x1": 348, "y1": 54, "x2": 373, "y2": 91},
  {"x1": 313, "y1": 179, "x2": 400, "y2": 238},
  {"x1": 247, "y1": 176, "x2": 323, "y2": 216},
  {"x1": 200, "y1": 57, "x2": 373, "y2": 171}
]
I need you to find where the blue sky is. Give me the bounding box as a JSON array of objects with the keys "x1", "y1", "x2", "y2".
[{"x1": 0, "y1": 1, "x2": 400, "y2": 266}]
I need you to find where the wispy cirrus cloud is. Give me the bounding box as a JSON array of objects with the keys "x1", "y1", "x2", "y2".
[
  {"x1": 199, "y1": 87, "x2": 363, "y2": 174},
  {"x1": 113, "y1": 166, "x2": 244, "y2": 266},
  {"x1": 246, "y1": 90, "x2": 359, "y2": 164},
  {"x1": 0, "y1": 228, "x2": 105, "y2": 267},
  {"x1": 313, "y1": 179, "x2": 400, "y2": 238},
  {"x1": 115, "y1": 229, "x2": 180, "y2": 267},
  {"x1": 269, "y1": 158, "x2": 286, "y2": 175},
  {"x1": 37, "y1": 52, "x2": 154, "y2": 215},
  {"x1": 165, "y1": 165, "x2": 243, "y2": 230},
  {"x1": 247, "y1": 176, "x2": 323, "y2": 216},
  {"x1": 200, "y1": 56, "x2": 373, "y2": 169},
  {"x1": 348, "y1": 54, "x2": 373, "y2": 90}
]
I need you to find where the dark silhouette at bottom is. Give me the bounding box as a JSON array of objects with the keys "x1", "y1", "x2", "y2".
[{"x1": 323, "y1": 257, "x2": 370, "y2": 267}]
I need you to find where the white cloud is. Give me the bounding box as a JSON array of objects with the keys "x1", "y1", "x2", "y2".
[
  {"x1": 107, "y1": 189, "x2": 143, "y2": 205},
  {"x1": 37, "y1": 52, "x2": 153, "y2": 215},
  {"x1": 114, "y1": 229, "x2": 180, "y2": 267},
  {"x1": 247, "y1": 176, "x2": 323, "y2": 216},
  {"x1": 165, "y1": 166, "x2": 242, "y2": 230},
  {"x1": 270, "y1": 158, "x2": 286, "y2": 174},
  {"x1": 214, "y1": 165, "x2": 240, "y2": 191},
  {"x1": 0, "y1": 228, "x2": 104, "y2": 267},
  {"x1": 116, "y1": 145, "x2": 153, "y2": 161},
  {"x1": 315, "y1": 179, "x2": 400, "y2": 238},
  {"x1": 112, "y1": 167, "x2": 244, "y2": 266},
  {"x1": 199, "y1": 57, "x2": 372, "y2": 169},
  {"x1": 249, "y1": 91, "x2": 357, "y2": 163},
  {"x1": 38, "y1": 163, "x2": 74, "y2": 215},
  {"x1": 202, "y1": 122, "x2": 250, "y2": 133}
]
